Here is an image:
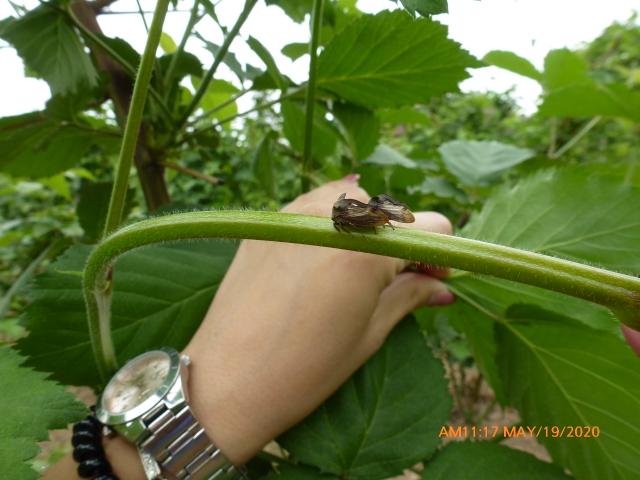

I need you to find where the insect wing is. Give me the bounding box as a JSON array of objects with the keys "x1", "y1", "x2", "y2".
[
  {"x1": 369, "y1": 194, "x2": 415, "y2": 223},
  {"x1": 332, "y1": 194, "x2": 387, "y2": 227}
]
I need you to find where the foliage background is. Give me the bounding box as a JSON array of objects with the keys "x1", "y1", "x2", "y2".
[{"x1": 0, "y1": 1, "x2": 639, "y2": 479}]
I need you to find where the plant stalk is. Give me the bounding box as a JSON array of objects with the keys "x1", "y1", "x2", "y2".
[
  {"x1": 102, "y1": 0, "x2": 171, "y2": 237},
  {"x1": 178, "y1": 0, "x2": 258, "y2": 127},
  {"x1": 83, "y1": 211, "x2": 640, "y2": 380},
  {"x1": 164, "y1": 0, "x2": 201, "y2": 91},
  {"x1": 550, "y1": 116, "x2": 602, "y2": 159},
  {"x1": 180, "y1": 88, "x2": 302, "y2": 145},
  {"x1": 301, "y1": 0, "x2": 324, "y2": 192}
]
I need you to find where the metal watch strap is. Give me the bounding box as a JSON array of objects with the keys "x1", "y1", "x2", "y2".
[{"x1": 138, "y1": 399, "x2": 247, "y2": 480}]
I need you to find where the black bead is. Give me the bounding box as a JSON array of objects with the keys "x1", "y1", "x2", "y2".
[
  {"x1": 71, "y1": 430, "x2": 99, "y2": 447},
  {"x1": 73, "y1": 418, "x2": 100, "y2": 435},
  {"x1": 78, "y1": 458, "x2": 112, "y2": 478},
  {"x1": 73, "y1": 443, "x2": 104, "y2": 462}
]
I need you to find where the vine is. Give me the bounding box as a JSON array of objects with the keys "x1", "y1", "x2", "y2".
[{"x1": 83, "y1": 210, "x2": 640, "y2": 380}]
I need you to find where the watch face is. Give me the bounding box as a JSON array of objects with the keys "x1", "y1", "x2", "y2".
[{"x1": 101, "y1": 350, "x2": 172, "y2": 415}]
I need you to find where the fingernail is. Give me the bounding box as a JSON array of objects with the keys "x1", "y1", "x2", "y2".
[
  {"x1": 343, "y1": 173, "x2": 360, "y2": 183},
  {"x1": 428, "y1": 290, "x2": 456, "y2": 307}
]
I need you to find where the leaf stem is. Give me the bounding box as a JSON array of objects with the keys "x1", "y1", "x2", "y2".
[
  {"x1": 301, "y1": 0, "x2": 324, "y2": 192},
  {"x1": 164, "y1": 0, "x2": 201, "y2": 91},
  {"x1": 180, "y1": 88, "x2": 302, "y2": 145},
  {"x1": 84, "y1": 211, "x2": 640, "y2": 380},
  {"x1": 188, "y1": 87, "x2": 253, "y2": 125},
  {"x1": 550, "y1": 116, "x2": 602, "y2": 159},
  {"x1": 102, "y1": 0, "x2": 171, "y2": 237},
  {"x1": 178, "y1": 0, "x2": 258, "y2": 128},
  {"x1": 66, "y1": 4, "x2": 173, "y2": 121}
]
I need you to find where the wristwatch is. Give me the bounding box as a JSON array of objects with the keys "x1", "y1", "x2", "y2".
[{"x1": 96, "y1": 347, "x2": 246, "y2": 479}]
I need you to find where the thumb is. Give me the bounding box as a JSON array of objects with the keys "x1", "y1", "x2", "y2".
[{"x1": 367, "y1": 272, "x2": 455, "y2": 347}]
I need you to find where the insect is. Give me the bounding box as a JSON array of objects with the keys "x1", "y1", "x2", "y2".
[{"x1": 332, "y1": 193, "x2": 415, "y2": 232}]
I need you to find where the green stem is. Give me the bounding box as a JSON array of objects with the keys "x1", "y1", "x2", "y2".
[
  {"x1": 180, "y1": 89, "x2": 301, "y2": 145},
  {"x1": 550, "y1": 116, "x2": 602, "y2": 159},
  {"x1": 134, "y1": 0, "x2": 149, "y2": 31},
  {"x1": 102, "y1": 0, "x2": 171, "y2": 237},
  {"x1": 178, "y1": 0, "x2": 258, "y2": 128},
  {"x1": 301, "y1": 0, "x2": 324, "y2": 192},
  {"x1": 66, "y1": 5, "x2": 173, "y2": 122},
  {"x1": 189, "y1": 87, "x2": 252, "y2": 125},
  {"x1": 164, "y1": 0, "x2": 201, "y2": 91},
  {"x1": 0, "y1": 242, "x2": 55, "y2": 317},
  {"x1": 83, "y1": 211, "x2": 640, "y2": 380}
]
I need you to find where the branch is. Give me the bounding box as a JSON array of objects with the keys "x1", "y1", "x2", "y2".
[
  {"x1": 103, "y1": 0, "x2": 171, "y2": 236},
  {"x1": 178, "y1": 0, "x2": 258, "y2": 127},
  {"x1": 180, "y1": 88, "x2": 302, "y2": 145},
  {"x1": 549, "y1": 116, "x2": 602, "y2": 159},
  {"x1": 159, "y1": 160, "x2": 223, "y2": 184},
  {"x1": 301, "y1": 0, "x2": 324, "y2": 192},
  {"x1": 164, "y1": 0, "x2": 202, "y2": 90},
  {"x1": 83, "y1": 211, "x2": 640, "y2": 380}
]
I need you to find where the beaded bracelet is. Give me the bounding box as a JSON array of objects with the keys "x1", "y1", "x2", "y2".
[{"x1": 71, "y1": 408, "x2": 119, "y2": 480}]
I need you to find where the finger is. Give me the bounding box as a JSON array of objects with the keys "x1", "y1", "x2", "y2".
[
  {"x1": 394, "y1": 211, "x2": 454, "y2": 274},
  {"x1": 365, "y1": 272, "x2": 455, "y2": 350},
  {"x1": 622, "y1": 326, "x2": 640, "y2": 355}
]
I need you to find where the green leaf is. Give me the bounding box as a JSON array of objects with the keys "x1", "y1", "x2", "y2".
[
  {"x1": 0, "y1": 112, "x2": 120, "y2": 178},
  {"x1": 279, "y1": 319, "x2": 452, "y2": 479},
  {"x1": 196, "y1": 33, "x2": 246, "y2": 83},
  {"x1": 247, "y1": 36, "x2": 286, "y2": 90},
  {"x1": 158, "y1": 52, "x2": 203, "y2": 80},
  {"x1": 261, "y1": 462, "x2": 338, "y2": 479},
  {"x1": 333, "y1": 103, "x2": 380, "y2": 161},
  {"x1": 159, "y1": 31, "x2": 177, "y2": 53},
  {"x1": 377, "y1": 107, "x2": 430, "y2": 125},
  {"x1": 0, "y1": 346, "x2": 86, "y2": 480},
  {"x1": 281, "y1": 42, "x2": 308, "y2": 61},
  {"x1": 539, "y1": 83, "x2": 640, "y2": 122},
  {"x1": 97, "y1": 34, "x2": 141, "y2": 73},
  {"x1": 482, "y1": 50, "x2": 543, "y2": 82},
  {"x1": 543, "y1": 48, "x2": 590, "y2": 90},
  {"x1": 317, "y1": 11, "x2": 479, "y2": 108},
  {"x1": 442, "y1": 166, "x2": 637, "y2": 402},
  {"x1": 193, "y1": 78, "x2": 239, "y2": 123},
  {"x1": 76, "y1": 182, "x2": 135, "y2": 241},
  {"x1": 398, "y1": 0, "x2": 448, "y2": 16},
  {"x1": 0, "y1": 5, "x2": 98, "y2": 95},
  {"x1": 462, "y1": 167, "x2": 640, "y2": 274},
  {"x1": 407, "y1": 176, "x2": 467, "y2": 203},
  {"x1": 497, "y1": 305, "x2": 640, "y2": 480},
  {"x1": 364, "y1": 144, "x2": 418, "y2": 169},
  {"x1": 438, "y1": 140, "x2": 534, "y2": 187},
  {"x1": 448, "y1": 275, "x2": 617, "y2": 334},
  {"x1": 281, "y1": 100, "x2": 338, "y2": 159},
  {"x1": 265, "y1": 0, "x2": 313, "y2": 22},
  {"x1": 423, "y1": 442, "x2": 571, "y2": 479},
  {"x1": 253, "y1": 131, "x2": 278, "y2": 196},
  {"x1": 17, "y1": 240, "x2": 237, "y2": 386}
]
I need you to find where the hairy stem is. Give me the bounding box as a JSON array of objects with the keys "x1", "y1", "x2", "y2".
[
  {"x1": 178, "y1": 0, "x2": 258, "y2": 127},
  {"x1": 301, "y1": 0, "x2": 324, "y2": 192},
  {"x1": 102, "y1": 0, "x2": 171, "y2": 236},
  {"x1": 83, "y1": 211, "x2": 640, "y2": 380}
]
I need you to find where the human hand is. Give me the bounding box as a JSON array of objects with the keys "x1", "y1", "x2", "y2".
[{"x1": 184, "y1": 176, "x2": 455, "y2": 465}]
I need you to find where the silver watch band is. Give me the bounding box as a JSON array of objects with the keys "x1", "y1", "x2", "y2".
[{"x1": 138, "y1": 399, "x2": 247, "y2": 480}]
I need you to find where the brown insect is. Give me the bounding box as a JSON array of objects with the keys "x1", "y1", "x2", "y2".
[{"x1": 332, "y1": 193, "x2": 415, "y2": 232}]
